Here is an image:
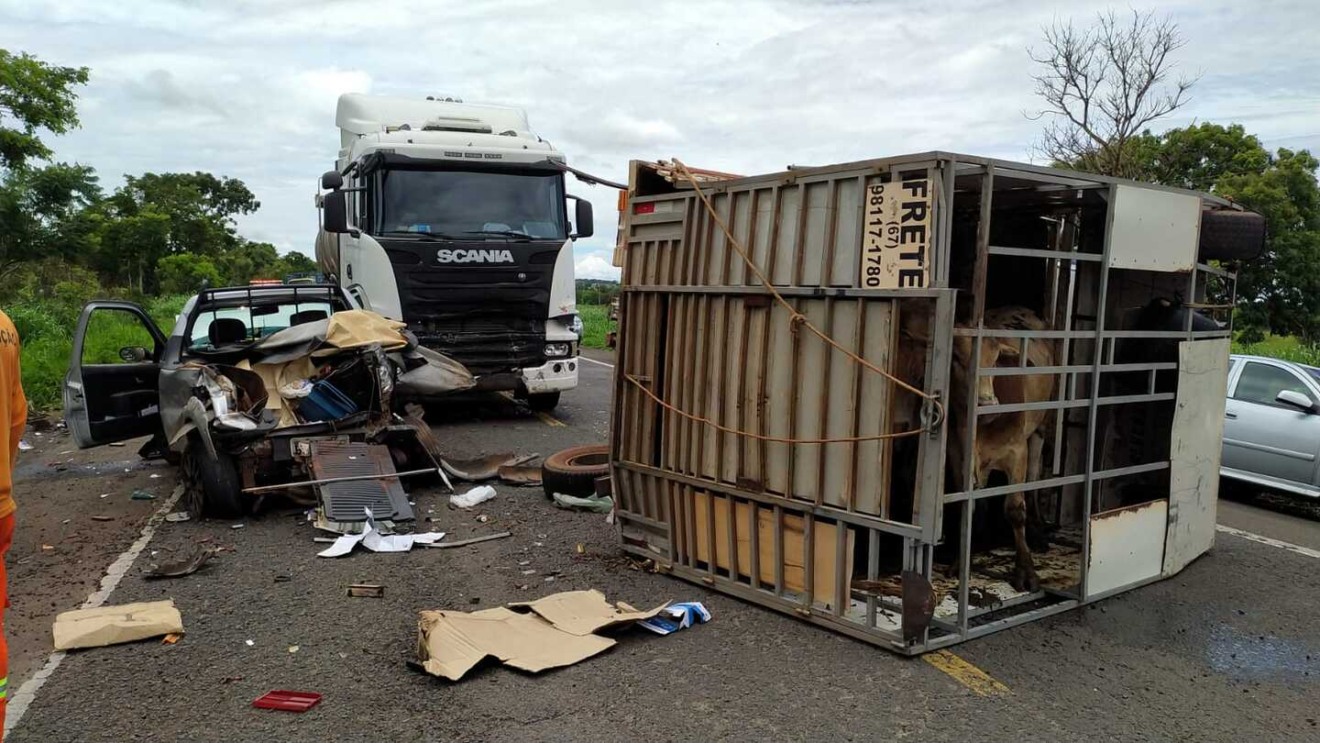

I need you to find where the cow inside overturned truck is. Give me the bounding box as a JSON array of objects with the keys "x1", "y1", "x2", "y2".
[{"x1": 610, "y1": 153, "x2": 1266, "y2": 654}]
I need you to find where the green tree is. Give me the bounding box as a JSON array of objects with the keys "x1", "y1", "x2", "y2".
[
  {"x1": 97, "y1": 209, "x2": 171, "y2": 292},
  {"x1": 217, "y1": 239, "x2": 279, "y2": 285},
  {"x1": 1126, "y1": 124, "x2": 1271, "y2": 192},
  {"x1": 0, "y1": 49, "x2": 89, "y2": 169},
  {"x1": 277, "y1": 250, "x2": 318, "y2": 275},
  {"x1": 96, "y1": 172, "x2": 259, "y2": 291},
  {"x1": 157, "y1": 253, "x2": 222, "y2": 294},
  {"x1": 103, "y1": 171, "x2": 259, "y2": 257},
  {"x1": 0, "y1": 162, "x2": 100, "y2": 275}
]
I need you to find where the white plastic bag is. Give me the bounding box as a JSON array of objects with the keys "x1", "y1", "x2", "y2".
[{"x1": 449, "y1": 485, "x2": 496, "y2": 509}]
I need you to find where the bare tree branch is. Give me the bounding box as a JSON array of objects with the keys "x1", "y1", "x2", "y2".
[{"x1": 1027, "y1": 9, "x2": 1200, "y2": 177}]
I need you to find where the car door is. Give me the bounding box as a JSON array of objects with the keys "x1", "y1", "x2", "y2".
[
  {"x1": 63, "y1": 301, "x2": 168, "y2": 449},
  {"x1": 1221, "y1": 359, "x2": 1320, "y2": 485}
]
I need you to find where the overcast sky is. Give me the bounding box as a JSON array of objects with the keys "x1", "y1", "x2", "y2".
[{"x1": 2, "y1": 0, "x2": 1316, "y2": 280}]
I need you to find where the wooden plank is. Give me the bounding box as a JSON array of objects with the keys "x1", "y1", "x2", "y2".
[{"x1": 690, "y1": 490, "x2": 854, "y2": 609}]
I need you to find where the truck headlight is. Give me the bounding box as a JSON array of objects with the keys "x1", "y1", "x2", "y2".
[{"x1": 545, "y1": 342, "x2": 572, "y2": 358}]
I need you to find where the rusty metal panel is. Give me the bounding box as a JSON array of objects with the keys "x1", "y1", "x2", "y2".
[
  {"x1": 1164, "y1": 338, "x2": 1231, "y2": 575},
  {"x1": 854, "y1": 300, "x2": 896, "y2": 515},
  {"x1": 1087, "y1": 499, "x2": 1167, "y2": 598},
  {"x1": 799, "y1": 181, "x2": 831, "y2": 287},
  {"x1": 309, "y1": 440, "x2": 413, "y2": 522},
  {"x1": 831, "y1": 177, "x2": 863, "y2": 287}
]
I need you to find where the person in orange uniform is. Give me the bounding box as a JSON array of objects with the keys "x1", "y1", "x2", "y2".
[{"x1": 0, "y1": 310, "x2": 25, "y2": 737}]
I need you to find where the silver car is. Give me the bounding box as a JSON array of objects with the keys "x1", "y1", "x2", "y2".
[{"x1": 1221, "y1": 353, "x2": 1320, "y2": 498}]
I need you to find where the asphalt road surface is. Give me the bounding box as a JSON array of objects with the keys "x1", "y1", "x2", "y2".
[{"x1": 9, "y1": 351, "x2": 1320, "y2": 742}]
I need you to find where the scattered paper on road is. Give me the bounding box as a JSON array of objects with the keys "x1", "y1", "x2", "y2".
[
  {"x1": 53, "y1": 599, "x2": 184, "y2": 650},
  {"x1": 317, "y1": 510, "x2": 444, "y2": 557}
]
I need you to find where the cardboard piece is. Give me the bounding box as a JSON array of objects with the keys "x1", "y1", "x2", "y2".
[
  {"x1": 318, "y1": 310, "x2": 409, "y2": 355},
  {"x1": 53, "y1": 599, "x2": 184, "y2": 650},
  {"x1": 417, "y1": 607, "x2": 614, "y2": 681},
  {"x1": 416, "y1": 591, "x2": 669, "y2": 681},
  {"x1": 509, "y1": 589, "x2": 667, "y2": 636}
]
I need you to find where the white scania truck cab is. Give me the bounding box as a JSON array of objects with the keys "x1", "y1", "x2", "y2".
[{"x1": 315, "y1": 93, "x2": 589, "y2": 410}]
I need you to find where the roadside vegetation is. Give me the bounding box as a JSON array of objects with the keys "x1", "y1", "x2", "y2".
[
  {"x1": 14, "y1": 292, "x2": 187, "y2": 410},
  {"x1": 577, "y1": 303, "x2": 614, "y2": 350},
  {"x1": 576, "y1": 280, "x2": 618, "y2": 350},
  {"x1": 1231, "y1": 335, "x2": 1320, "y2": 367}
]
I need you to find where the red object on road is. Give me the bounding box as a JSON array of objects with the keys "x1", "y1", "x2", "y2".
[{"x1": 252, "y1": 690, "x2": 322, "y2": 713}]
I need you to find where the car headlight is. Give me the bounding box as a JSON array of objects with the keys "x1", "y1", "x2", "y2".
[{"x1": 545, "y1": 342, "x2": 572, "y2": 358}]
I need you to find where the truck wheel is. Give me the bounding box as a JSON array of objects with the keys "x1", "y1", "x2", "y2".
[
  {"x1": 181, "y1": 436, "x2": 245, "y2": 519},
  {"x1": 527, "y1": 392, "x2": 561, "y2": 412},
  {"x1": 1199, "y1": 209, "x2": 1267, "y2": 261},
  {"x1": 542, "y1": 444, "x2": 609, "y2": 498}
]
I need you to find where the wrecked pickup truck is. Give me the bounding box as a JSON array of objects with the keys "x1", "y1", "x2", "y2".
[{"x1": 63, "y1": 284, "x2": 474, "y2": 519}]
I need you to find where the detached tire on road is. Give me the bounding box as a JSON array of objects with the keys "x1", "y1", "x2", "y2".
[
  {"x1": 542, "y1": 444, "x2": 610, "y2": 499},
  {"x1": 181, "y1": 436, "x2": 245, "y2": 519}
]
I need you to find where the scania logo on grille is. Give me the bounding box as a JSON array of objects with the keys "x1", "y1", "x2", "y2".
[{"x1": 436, "y1": 248, "x2": 515, "y2": 264}]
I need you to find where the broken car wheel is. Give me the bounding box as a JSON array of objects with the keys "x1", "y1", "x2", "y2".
[
  {"x1": 181, "y1": 436, "x2": 245, "y2": 520},
  {"x1": 527, "y1": 392, "x2": 561, "y2": 412},
  {"x1": 541, "y1": 444, "x2": 609, "y2": 499}
]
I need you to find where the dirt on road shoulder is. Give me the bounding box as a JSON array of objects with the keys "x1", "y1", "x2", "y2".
[{"x1": 8, "y1": 427, "x2": 176, "y2": 689}]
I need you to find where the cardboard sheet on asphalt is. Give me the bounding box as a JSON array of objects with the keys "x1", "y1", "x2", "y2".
[
  {"x1": 509, "y1": 589, "x2": 668, "y2": 636},
  {"x1": 52, "y1": 599, "x2": 184, "y2": 651},
  {"x1": 417, "y1": 590, "x2": 668, "y2": 680}
]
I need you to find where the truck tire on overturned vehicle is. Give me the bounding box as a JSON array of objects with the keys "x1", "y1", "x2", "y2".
[
  {"x1": 1199, "y1": 209, "x2": 1268, "y2": 261},
  {"x1": 541, "y1": 444, "x2": 610, "y2": 499},
  {"x1": 181, "y1": 436, "x2": 245, "y2": 519}
]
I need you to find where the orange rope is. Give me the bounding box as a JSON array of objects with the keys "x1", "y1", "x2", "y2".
[
  {"x1": 619, "y1": 160, "x2": 945, "y2": 445},
  {"x1": 625, "y1": 373, "x2": 929, "y2": 443}
]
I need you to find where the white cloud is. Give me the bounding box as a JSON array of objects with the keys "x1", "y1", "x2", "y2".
[
  {"x1": 575, "y1": 254, "x2": 620, "y2": 282},
  {"x1": 1, "y1": 0, "x2": 1317, "y2": 265}
]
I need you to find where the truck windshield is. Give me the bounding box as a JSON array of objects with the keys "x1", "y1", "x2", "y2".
[{"x1": 377, "y1": 168, "x2": 566, "y2": 240}]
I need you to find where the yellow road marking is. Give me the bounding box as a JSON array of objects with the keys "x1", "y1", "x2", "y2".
[
  {"x1": 923, "y1": 650, "x2": 1010, "y2": 697},
  {"x1": 535, "y1": 412, "x2": 566, "y2": 428}
]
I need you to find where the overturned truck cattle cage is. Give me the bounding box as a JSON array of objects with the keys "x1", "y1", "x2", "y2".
[{"x1": 610, "y1": 153, "x2": 1260, "y2": 654}]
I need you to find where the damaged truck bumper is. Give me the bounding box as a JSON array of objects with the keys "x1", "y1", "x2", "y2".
[{"x1": 520, "y1": 357, "x2": 578, "y2": 394}]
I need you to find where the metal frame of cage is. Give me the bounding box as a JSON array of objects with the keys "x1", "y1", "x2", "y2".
[{"x1": 610, "y1": 152, "x2": 1237, "y2": 654}]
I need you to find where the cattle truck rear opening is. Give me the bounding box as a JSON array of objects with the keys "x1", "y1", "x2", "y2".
[
  {"x1": 611, "y1": 153, "x2": 1265, "y2": 654},
  {"x1": 315, "y1": 93, "x2": 592, "y2": 410}
]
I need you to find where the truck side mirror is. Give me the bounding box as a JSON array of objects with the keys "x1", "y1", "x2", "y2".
[
  {"x1": 572, "y1": 197, "x2": 594, "y2": 239},
  {"x1": 323, "y1": 190, "x2": 351, "y2": 234},
  {"x1": 321, "y1": 170, "x2": 344, "y2": 190}
]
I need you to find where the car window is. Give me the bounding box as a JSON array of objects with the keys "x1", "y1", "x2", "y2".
[
  {"x1": 1231, "y1": 361, "x2": 1314, "y2": 406},
  {"x1": 81, "y1": 308, "x2": 159, "y2": 364},
  {"x1": 188, "y1": 301, "x2": 335, "y2": 349}
]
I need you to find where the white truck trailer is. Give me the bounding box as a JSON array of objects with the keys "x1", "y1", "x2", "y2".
[{"x1": 315, "y1": 93, "x2": 590, "y2": 410}]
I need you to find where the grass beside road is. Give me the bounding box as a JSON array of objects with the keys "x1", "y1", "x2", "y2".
[
  {"x1": 578, "y1": 303, "x2": 615, "y2": 350},
  {"x1": 1231, "y1": 334, "x2": 1320, "y2": 366}
]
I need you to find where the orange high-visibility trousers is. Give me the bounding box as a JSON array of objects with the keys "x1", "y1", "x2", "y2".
[{"x1": 0, "y1": 513, "x2": 13, "y2": 738}]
